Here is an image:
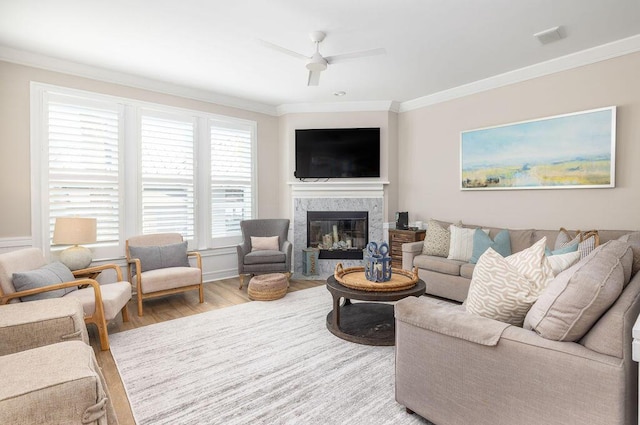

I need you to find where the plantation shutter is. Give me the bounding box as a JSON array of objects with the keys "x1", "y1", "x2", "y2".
[
  {"x1": 210, "y1": 121, "x2": 254, "y2": 238},
  {"x1": 140, "y1": 113, "x2": 195, "y2": 239},
  {"x1": 47, "y1": 97, "x2": 121, "y2": 245}
]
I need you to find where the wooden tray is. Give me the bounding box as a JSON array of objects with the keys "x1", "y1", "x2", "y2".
[{"x1": 334, "y1": 263, "x2": 419, "y2": 292}]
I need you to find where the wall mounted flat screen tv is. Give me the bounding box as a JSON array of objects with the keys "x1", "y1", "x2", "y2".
[{"x1": 294, "y1": 128, "x2": 380, "y2": 179}]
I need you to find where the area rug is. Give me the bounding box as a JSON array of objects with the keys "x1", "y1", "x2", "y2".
[{"x1": 110, "y1": 286, "x2": 432, "y2": 425}]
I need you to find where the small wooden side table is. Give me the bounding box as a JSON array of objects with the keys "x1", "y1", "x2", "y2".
[{"x1": 388, "y1": 228, "x2": 426, "y2": 269}]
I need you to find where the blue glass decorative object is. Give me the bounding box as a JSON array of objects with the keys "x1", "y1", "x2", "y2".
[{"x1": 364, "y1": 241, "x2": 392, "y2": 282}]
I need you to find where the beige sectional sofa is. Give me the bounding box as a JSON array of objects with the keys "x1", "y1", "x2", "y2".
[
  {"x1": 395, "y1": 224, "x2": 640, "y2": 425},
  {"x1": 402, "y1": 221, "x2": 630, "y2": 302}
]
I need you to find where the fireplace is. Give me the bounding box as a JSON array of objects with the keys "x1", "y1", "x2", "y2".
[{"x1": 307, "y1": 211, "x2": 368, "y2": 260}]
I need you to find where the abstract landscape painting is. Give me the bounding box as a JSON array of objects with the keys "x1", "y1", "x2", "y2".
[{"x1": 461, "y1": 107, "x2": 616, "y2": 190}]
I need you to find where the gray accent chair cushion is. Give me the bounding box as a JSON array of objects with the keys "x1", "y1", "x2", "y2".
[
  {"x1": 128, "y1": 241, "x2": 189, "y2": 272},
  {"x1": 12, "y1": 262, "x2": 77, "y2": 301},
  {"x1": 244, "y1": 251, "x2": 287, "y2": 265}
]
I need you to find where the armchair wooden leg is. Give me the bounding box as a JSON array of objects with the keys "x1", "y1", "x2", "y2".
[
  {"x1": 89, "y1": 316, "x2": 110, "y2": 351},
  {"x1": 137, "y1": 294, "x2": 144, "y2": 317},
  {"x1": 239, "y1": 274, "x2": 250, "y2": 290},
  {"x1": 199, "y1": 283, "x2": 204, "y2": 303},
  {"x1": 121, "y1": 304, "x2": 130, "y2": 322}
]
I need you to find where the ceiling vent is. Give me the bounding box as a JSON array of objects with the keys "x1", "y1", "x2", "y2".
[{"x1": 534, "y1": 26, "x2": 564, "y2": 45}]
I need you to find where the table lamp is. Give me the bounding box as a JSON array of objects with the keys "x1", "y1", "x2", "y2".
[{"x1": 53, "y1": 217, "x2": 97, "y2": 270}]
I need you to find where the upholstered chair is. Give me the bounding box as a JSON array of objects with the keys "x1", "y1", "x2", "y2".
[
  {"x1": 237, "y1": 219, "x2": 292, "y2": 289},
  {"x1": 0, "y1": 248, "x2": 131, "y2": 351},
  {"x1": 126, "y1": 233, "x2": 203, "y2": 316}
]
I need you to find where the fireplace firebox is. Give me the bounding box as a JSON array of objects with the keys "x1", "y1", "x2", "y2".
[{"x1": 307, "y1": 211, "x2": 368, "y2": 260}]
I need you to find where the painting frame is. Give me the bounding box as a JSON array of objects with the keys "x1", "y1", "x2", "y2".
[{"x1": 460, "y1": 106, "x2": 616, "y2": 191}]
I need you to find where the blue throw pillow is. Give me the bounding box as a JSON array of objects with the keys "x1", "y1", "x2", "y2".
[
  {"x1": 470, "y1": 229, "x2": 512, "y2": 264},
  {"x1": 545, "y1": 242, "x2": 579, "y2": 256},
  {"x1": 12, "y1": 262, "x2": 77, "y2": 302},
  {"x1": 129, "y1": 241, "x2": 190, "y2": 273}
]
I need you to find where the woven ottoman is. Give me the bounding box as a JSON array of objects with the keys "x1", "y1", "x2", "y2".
[{"x1": 248, "y1": 273, "x2": 289, "y2": 301}]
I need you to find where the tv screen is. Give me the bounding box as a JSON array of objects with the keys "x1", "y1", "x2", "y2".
[{"x1": 295, "y1": 128, "x2": 380, "y2": 179}]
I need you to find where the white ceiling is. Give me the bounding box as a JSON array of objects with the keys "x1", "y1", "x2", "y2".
[{"x1": 1, "y1": 0, "x2": 639, "y2": 111}]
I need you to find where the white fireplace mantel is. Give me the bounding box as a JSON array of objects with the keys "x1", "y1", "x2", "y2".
[
  {"x1": 290, "y1": 181, "x2": 387, "y2": 279},
  {"x1": 288, "y1": 181, "x2": 389, "y2": 198}
]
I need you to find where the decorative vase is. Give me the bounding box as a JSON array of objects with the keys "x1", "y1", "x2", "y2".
[{"x1": 364, "y1": 242, "x2": 392, "y2": 282}]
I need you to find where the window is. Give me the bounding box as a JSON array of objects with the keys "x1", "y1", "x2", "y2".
[
  {"x1": 32, "y1": 83, "x2": 256, "y2": 258},
  {"x1": 210, "y1": 121, "x2": 254, "y2": 240},
  {"x1": 46, "y1": 94, "x2": 122, "y2": 258},
  {"x1": 140, "y1": 113, "x2": 195, "y2": 239}
]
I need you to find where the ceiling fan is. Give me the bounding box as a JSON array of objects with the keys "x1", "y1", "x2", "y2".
[{"x1": 260, "y1": 31, "x2": 386, "y2": 86}]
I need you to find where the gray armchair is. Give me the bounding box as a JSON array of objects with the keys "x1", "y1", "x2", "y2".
[{"x1": 237, "y1": 219, "x2": 292, "y2": 289}]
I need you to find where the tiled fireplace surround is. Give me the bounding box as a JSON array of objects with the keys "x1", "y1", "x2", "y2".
[{"x1": 291, "y1": 182, "x2": 386, "y2": 279}]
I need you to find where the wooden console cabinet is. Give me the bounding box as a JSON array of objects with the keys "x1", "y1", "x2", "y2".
[{"x1": 388, "y1": 228, "x2": 426, "y2": 269}]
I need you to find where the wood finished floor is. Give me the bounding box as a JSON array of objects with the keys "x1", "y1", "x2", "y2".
[{"x1": 88, "y1": 277, "x2": 324, "y2": 425}]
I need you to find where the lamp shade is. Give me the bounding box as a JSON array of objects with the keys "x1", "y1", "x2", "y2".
[{"x1": 53, "y1": 217, "x2": 97, "y2": 245}]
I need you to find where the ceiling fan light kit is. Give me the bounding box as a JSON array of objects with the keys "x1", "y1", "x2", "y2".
[
  {"x1": 306, "y1": 54, "x2": 327, "y2": 72},
  {"x1": 261, "y1": 30, "x2": 385, "y2": 87}
]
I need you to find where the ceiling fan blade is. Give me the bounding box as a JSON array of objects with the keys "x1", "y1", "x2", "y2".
[
  {"x1": 258, "y1": 39, "x2": 308, "y2": 61},
  {"x1": 307, "y1": 70, "x2": 321, "y2": 86},
  {"x1": 325, "y1": 48, "x2": 386, "y2": 64}
]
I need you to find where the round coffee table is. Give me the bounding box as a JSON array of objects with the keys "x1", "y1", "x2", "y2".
[{"x1": 325, "y1": 276, "x2": 426, "y2": 346}]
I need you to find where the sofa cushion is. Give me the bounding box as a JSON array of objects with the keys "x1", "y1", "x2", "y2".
[
  {"x1": 459, "y1": 263, "x2": 475, "y2": 279},
  {"x1": 465, "y1": 238, "x2": 553, "y2": 326},
  {"x1": 414, "y1": 255, "x2": 465, "y2": 276},
  {"x1": 618, "y1": 232, "x2": 640, "y2": 276},
  {"x1": 524, "y1": 240, "x2": 632, "y2": 341},
  {"x1": 448, "y1": 226, "x2": 488, "y2": 262},
  {"x1": 128, "y1": 241, "x2": 190, "y2": 272},
  {"x1": 470, "y1": 229, "x2": 511, "y2": 264},
  {"x1": 507, "y1": 229, "x2": 535, "y2": 254},
  {"x1": 422, "y1": 219, "x2": 451, "y2": 257},
  {"x1": 12, "y1": 262, "x2": 77, "y2": 302}
]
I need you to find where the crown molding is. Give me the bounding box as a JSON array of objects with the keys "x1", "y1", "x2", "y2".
[
  {"x1": 276, "y1": 100, "x2": 400, "y2": 116},
  {"x1": 4, "y1": 33, "x2": 640, "y2": 117},
  {"x1": 0, "y1": 45, "x2": 279, "y2": 116},
  {"x1": 399, "y1": 34, "x2": 640, "y2": 113}
]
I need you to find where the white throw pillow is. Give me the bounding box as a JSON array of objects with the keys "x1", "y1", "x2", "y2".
[
  {"x1": 251, "y1": 236, "x2": 279, "y2": 251},
  {"x1": 465, "y1": 237, "x2": 554, "y2": 326},
  {"x1": 547, "y1": 251, "x2": 581, "y2": 276},
  {"x1": 447, "y1": 226, "x2": 488, "y2": 262}
]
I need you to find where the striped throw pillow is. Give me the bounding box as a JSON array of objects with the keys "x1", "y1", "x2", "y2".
[{"x1": 447, "y1": 226, "x2": 489, "y2": 262}]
